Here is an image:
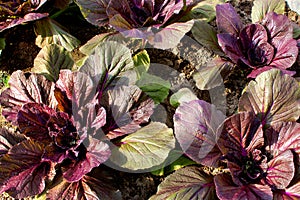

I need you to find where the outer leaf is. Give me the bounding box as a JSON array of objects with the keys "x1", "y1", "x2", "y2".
[
  {"x1": 147, "y1": 20, "x2": 194, "y2": 50},
  {"x1": 193, "y1": 57, "x2": 234, "y2": 90},
  {"x1": 265, "y1": 150, "x2": 295, "y2": 189},
  {"x1": 109, "y1": 122, "x2": 174, "y2": 170},
  {"x1": 47, "y1": 174, "x2": 121, "y2": 200},
  {"x1": 217, "y1": 33, "x2": 243, "y2": 63},
  {"x1": 0, "y1": 13, "x2": 48, "y2": 32},
  {"x1": 32, "y1": 44, "x2": 74, "y2": 82},
  {"x1": 214, "y1": 174, "x2": 273, "y2": 200},
  {"x1": 185, "y1": 0, "x2": 226, "y2": 22},
  {"x1": 35, "y1": 18, "x2": 80, "y2": 51},
  {"x1": 174, "y1": 100, "x2": 225, "y2": 167},
  {"x1": 216, "y1": 3, "x2": 243, "y2": 36},
  {"x1": 0, "y1": 128, "x2": 26, "y2": 157},
  {"x1": 273, "y1": 181, "x2": 300, "y2": 199},
  {"x1": 0, "y1": 70, "x2": 56, "y2": 124},
  {"x1": 265, "y1": 122, "x2": 300, "y2": 155},
  {"x1": 136, "y1": 73, "x2": 171, "y2": 104},
  {"x1": 79, "y1": 41, "x2": 135, "y2": 88},
  {"x1": 238, "y1": 69, "x2": 300, "y2": 125},
  {"x1": 0, "y1": 140, "x2": 54, "y2": 199},
  {"x1": 79, "y1": 32, "x2": 117, "y2": 56},
  {"x1": 75, "y1": 0, "x2": 110, "y2": 27},
  {"x1": 287, "y1": 0, "x2": 300, "y2": 15},
  {"x1": 251, "y1": 0, "x2": 285, "y2": 23},
  {"x1": 192, "y1": 20, "x2": 223, "y2": 54},
  {"x1": 150, "y1": 166, "x2": 216, "y2": 200},
  {"x1": 170, "y1": 88, "x2": 198, "y2": 107}
]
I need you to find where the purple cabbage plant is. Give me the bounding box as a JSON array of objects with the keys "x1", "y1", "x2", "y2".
[
  {"x1": 75, "y1": 0, "x2": 197, "y2": 49},
  {"x1": 151, "y1": 69, "x2": 300, "y2": 199},
  {"x1": 216, "y1": 3, "x2": 298, "y2": 78},
  {"x1": 0, "y1": 0, "x2": 49, "y2": 32},
  {"x1": 0, "y1": 42, "x2": 175, "y2": 199}
]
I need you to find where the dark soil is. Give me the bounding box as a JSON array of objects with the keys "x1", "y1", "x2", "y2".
[{"x1": 0, "y1": 0, "x2": 299, "y2": 199}]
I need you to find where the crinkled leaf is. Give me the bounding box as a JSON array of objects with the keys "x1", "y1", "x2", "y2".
[
  {"x1": 47, "y1": 174, "x2": 121, "y2": 200},
  {"x1": 136, "y1": 73, "x2": 171, "y2": 104},
  {"x1": 79, "y1": 41, "x2": 135, "y2": 88},
  {"x1": 192, "y1": 20, "x2": 223, "y2": 54},
  {"x1": 193, "y1": 57, "x2": 234, "y2": 90},
  {"x1": 109, "y1": 122, "x2": 174, "y2": 170},
  {"x1": 35, "y1": 18, "x2": 80, "y2": 51},
  {"x1": 0, "y1": 128, "x2": 26, "y2": 157},
  {"x1": 251, "y1": 0, "x2": 285, "y2": 23},
  {"x1": 217, "y1": 112, "x2": 263, "y2": 159},
  {"x1": 265, "y1": 122, "x2": 300, "y2": 155},
  {"x1": 174, "y1": 100, "x2": 225, "y2": 167},
  {"x1": 273, "y1": 181, "x2": 300, "y2": 199},
  {"x1": 265, "y1": 150, "x2": 295, "y2": 189},
  {"x1": 0, "y1": 140, "x2": 53, "y2": 199},
  {"x1": 261, "y1": 12, "x2": 298, "y2": 69},
  {"x1": 103, "y1": 85, "x2": 154, "y2": 139},
  {"x1": 148, "y1": 20, "x2": 194, "y2": 50},
  {"x1": 32, "y1": 44, "x2": 74, "y2": 82},
  {"x1": 150, "y1": 166, "x2": 216, "y2": 200},
  {"x1": 75, "y1": 0, "x2": 110, "y2": 27},
  {"x1": 238, "y1": 69, "x2": 300, "y2": 125},
  {"x1": 0, "y1": 70, "x2": 56, "y2": 124},
  {"x1": 17, "y1": 103, "x2": 54, "y2": 143},
  {"x1": 216, "y1": 3, "x2": 243, "y2": 36},
  {"x1": 133, "y1": 50, "x2": 150, "y2": 79},
  {"x1": 170, "y1": 88, "x2": 198, "y2": 107},
  {"x1": 214, "y1": 174, "x2": 273, "y2": 200},
  {"x1": 63, "y1": 136, "x2": 111, "y2": 182},
  {"x1": 55, "y1": 70, "x2": 97, "y2": 120}
]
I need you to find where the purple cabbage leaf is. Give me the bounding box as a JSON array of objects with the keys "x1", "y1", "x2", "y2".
[
  {"x1": 238, "y1": 69, "x2": 300, "y2": 126},
  {"x1": 0, "y1": 140, "x2": 56, "y2": 199},
  {"x1": 76, "y1": 0, "x2": 197, "y2": 49},
  {"x1": 216, "y1": 3, "x2": 298, "y2": 78},
  {"x1": 174, "y1": 99, "x2": 226, "y2": 167},
  {"x1": 150, "y1": 166, "x2": 217, "y2": 200},
  {"x1": 215, "y1": 112, "x2": 299, "y2": 199},
  {"x1": 0, "y1": 127, "x2": 26, "y2": 157},
  {"x1": 46, "y1": 172, "x2": 121, "y2": 200},
  {"x1": 0, "y1": 70, "x2": 57, "y2": 124},
  {"x1": 0, "y1": 0, "x2": 48, "y2": 32}
]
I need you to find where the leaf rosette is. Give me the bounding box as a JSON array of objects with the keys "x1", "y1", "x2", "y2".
[{"x1": 216, "y1": 3, "x2": 298, "y2": 78}]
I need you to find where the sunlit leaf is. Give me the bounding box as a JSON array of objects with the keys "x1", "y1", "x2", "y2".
[
  {"x1": 251, "y1": 0, "x2": 285, "y2": 23},
  {"x1": 109, "y1": 122, "x2": 174, "y2": 170},
  {"x1": 35, "y1": 18, "x2": 80, "y2": 51},
  {"x1": 32, "y1": 44, "x2": 74, "y2": 82}
]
